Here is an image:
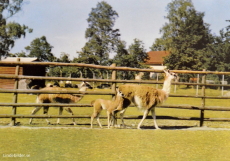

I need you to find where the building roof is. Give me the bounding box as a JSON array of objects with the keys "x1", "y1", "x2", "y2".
[
  {"x1": 145, "y1": 51, "x2": 170, "y2": 65},
  {"x1": 1, "y1": 57, "x2": 40, "y2": 62}
]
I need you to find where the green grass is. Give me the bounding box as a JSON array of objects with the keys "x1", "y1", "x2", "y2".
[
  {"x1": 1, "y1": 86, "x2": 230, "y2": 161},
  {"x1": 1, "y1": 128, "x2": 230, "y2": 161}
]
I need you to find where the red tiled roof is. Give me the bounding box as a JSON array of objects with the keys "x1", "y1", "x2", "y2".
[{"x1": 146, "y1": 51, "x2": 170, "y2": 65}]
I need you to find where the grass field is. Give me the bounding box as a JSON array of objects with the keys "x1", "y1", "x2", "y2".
[
  {"x1": 1, "y1": 127, "x2": 230, "y2": 161},
  {"x1": 1, "y1": 85, "x2": 230, "y2": 160}
]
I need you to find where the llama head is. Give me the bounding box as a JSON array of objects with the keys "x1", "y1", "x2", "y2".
[
  {"x1": 79, "y1": 81, "x2": 93, "y2": 89},
  {"x1": 163, "y1": 69, "x2": 177, "y2": 80},
  {"x1": 116, "y1": 88, "x2": 125, "y2": 98}
]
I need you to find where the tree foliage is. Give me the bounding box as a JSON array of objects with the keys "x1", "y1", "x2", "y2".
[
  {"x1": 114, "y1": 39, "x2": 149, "y2": 79},
  {"x1": 0, "y1": 0, "x2": 32, "y2": 60},
  {"x1": 206, "y1": 20, "x2": 230, "y2": 72},
  {"x1": 25, "y1": 36, "x2": 55, "y2": 62},
  {"x1": 48, "y1": 53, "x2": 75, "y2": 77},
  {"x1": 7, "y1": 50, "x2": 26, "y2": 57},
  {"x1": 151, "y1": 0, "x2": 212, "y2": 70},
  {"x1": 76, "y1": 1, "x2": 120, "y2": 66},
  {"x1": 114, "y1": 39, "x2": 148, "y2": 68}
]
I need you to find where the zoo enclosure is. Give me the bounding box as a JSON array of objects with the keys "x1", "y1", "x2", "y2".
[{"x1": 1, "y1": 60, "x2": 230, "y2": 126}]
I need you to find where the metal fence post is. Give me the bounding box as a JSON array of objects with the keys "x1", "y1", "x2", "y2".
[
  {"x1": 200, "y1": 69, "x2": 206, "y2": 127},
  {"x1": 10, "y1": 58, "x2": 20, "y2": 126}
]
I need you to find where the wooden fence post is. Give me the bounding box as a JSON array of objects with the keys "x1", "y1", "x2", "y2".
[
  {"x1": 200, "y1": 69, "x2": 206, "y2": 127},
  {"x1": 222, "y1": 74, "x2": 224, "y2": 96},
  {"x1": 196, "y1": 74, "x2": 200, "y2": 95},
  {"x1": 111, "y1": 63, "x2": 117, "y2": 95},
  {"x1": 10, "y1": 58, "x2": 20, "y2": 126}
]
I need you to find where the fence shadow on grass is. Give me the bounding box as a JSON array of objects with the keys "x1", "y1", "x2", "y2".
[{"x1": 139, "y1": 125, "x2": 195, "y2": 130}]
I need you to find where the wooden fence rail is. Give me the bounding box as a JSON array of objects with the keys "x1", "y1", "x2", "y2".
[
  {"x1": 2, "y1": 74, "x2": 230, "y2": 87},
  {"x1": 1, "y1": 103, "x2": 230, "y2": 111},
  {"x1": 1, "y1": 61, "x2": 230, "y2": 75},
  {"x1": 0, "y1": 61, "x2": 230, "y2": 127},
  {"x1": 1, "y1": 89, "x2": 230, "y2": 100}
]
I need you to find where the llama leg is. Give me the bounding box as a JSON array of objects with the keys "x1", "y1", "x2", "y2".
[
  {"x1": 107, "y1": 111, "x2": 112, "y2": 129},
  {"x1": 91, "y1": 113, "x2": 103, "y2": 128},
  {"x1": 96, "y1": 115, "x2": 103, "y2": 128},
  {"x1": 29, "y1": 107, "x2": 42, "y2": 124},
  {"x1": 91, "y1": 112, "x2": 102, "y2": 128},
  {"x1": 151, "y1": 108, "x2": 160, "y2": 129},
  {"x1": 108, "y1": 111, "x2": 117, "y2": 128},
  {"x1": 65, "y1": 107, "x2": 76, "y2": 125},
  {"x1": 43, "y1": 106, "x2": 50, "y2": 124},
  {"x1": 90, "y1": 114, "x2": 94, "y2": 128},
  {"x1": 137, "y1": 109, "x2": 150, "y2": 129},
  {"x1": 110, "y1": 111, "x2": 116, "y2": 127},
  {"x1": 90, "y1": 113, "x2": 96, "y2": 128},
  {"x1": 56, "y1": 107, "x2": 63, "y2": 124},
  {"x1": 91, "y1": 106, "x2": 103, "y2": 128},
  {"x1": 119, "y1": 108, "x2": 127, "y2": 128}
]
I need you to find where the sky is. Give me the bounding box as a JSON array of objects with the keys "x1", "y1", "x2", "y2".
[{"x1": 9, "y1": 0, "x2": 230, "y2": 59}]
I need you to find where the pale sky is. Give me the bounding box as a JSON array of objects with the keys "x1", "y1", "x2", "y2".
[{"x1": 9, "y1": 0, "x2": 230, "y2": 59}]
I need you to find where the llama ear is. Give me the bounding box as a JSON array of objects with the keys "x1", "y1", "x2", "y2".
[{"x1": 163, "y1": 69, "x2": 168, "y2": 73}]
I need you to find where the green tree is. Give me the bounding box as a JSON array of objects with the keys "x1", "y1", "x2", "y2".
[
  {"x1": 206, "y1": 20, "x2": 230, "y2": 72},
  {"x1": 25, "y1": 36, "x2": 55, "y2": 62},
  {"x1": 113, "y1": 39, "x2": 149, "y2": 79},
  {"x1": 151, "y1": 0, "x2": 212, "y2": 70},
  {"x1": 114, "y1": 39, "x2": 148, "y2": 68},
  {"x1": 57, "y1": 52, "x2": 71, "y2": 63},
  {"x1": 48, "y1": 53, "x2": 74, "y2": 77},
  {"x1": 7, "y1": 50, "x2": 26, "y2": 57},
  {"x1": 76, "y1": 1, "x2": 121, "y2": 66},
  {"x1": 0, "y1": 0, "x2": 32, "y2": 59}
]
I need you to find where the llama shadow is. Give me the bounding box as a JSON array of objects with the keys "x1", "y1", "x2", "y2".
[
  {"x1": 160, "y1": 125, "x2": 195, "y2": 130},
  {"x1": 50, "y1": 123, "x2": 91, "y2": 126},
  {"x1": 140, "y1": 125, "x2": 195, "y2": 130},
  {"x1": 75, "y1": 123, "x2": 91, "y2": 126}
]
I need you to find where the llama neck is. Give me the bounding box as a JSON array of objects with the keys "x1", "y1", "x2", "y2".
[
  {"x1": 162, "y1": 78, "x2": 173, "y2": 96},
  {"x1": 76, "y1": 85, "x2": 89, "y2": 102},
  {"x1": 72, "y1": 95, "x2": 82, "y2": 103},
  {"x1": 111, "y1": 96, "x2": 124, "y2": 110},
  {"x1": 115, "y1": 96, "x2": 123, "y2": 104},
  {"x1": 79, "y1": 87, "x2": 87, "y2": 92}
]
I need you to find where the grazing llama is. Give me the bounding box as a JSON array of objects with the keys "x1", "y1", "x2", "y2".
[
  {"x1": 29, "y1": 81, "x2": 92, "y2": 125},
  {"x1": 91, "y1": 88, "x2": 125, "y2": 129},
  {"x1": 118, "y1": 70, "x2": 177, "y2": 129}
]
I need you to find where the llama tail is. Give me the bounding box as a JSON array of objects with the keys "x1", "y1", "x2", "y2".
[{"x1": 91, "y1": 100, "x2": 95, "y2": 106}]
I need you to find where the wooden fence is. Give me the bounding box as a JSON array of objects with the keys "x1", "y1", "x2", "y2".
[{"x1": 1, "y1": 60, "x2": 230, "y2": 127}]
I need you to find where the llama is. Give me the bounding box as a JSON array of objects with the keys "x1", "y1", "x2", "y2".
[
  {"x1": 29, "y1": 81, "x2": 93, "y2": 125},
  {"x1": 90, "y1": 88, "x2": 125, "y2": 129},
  {"x1": 117, "y1": 69, "x2": 177, "y2": 129}
]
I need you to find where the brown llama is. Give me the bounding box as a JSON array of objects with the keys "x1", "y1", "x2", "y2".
[
  {"x1": 91, "y1": 88, "x2": 125, "y2": 129},
  {"x1": 29, "y1": 81, "x2": 92, "y2": 125}
]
